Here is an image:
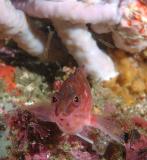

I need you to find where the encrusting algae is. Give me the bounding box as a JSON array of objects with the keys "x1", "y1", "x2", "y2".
[{"x1": 104, "y1": 49, "x2": 147, "y2": 106}]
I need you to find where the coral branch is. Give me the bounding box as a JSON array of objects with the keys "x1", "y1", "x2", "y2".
[
  {"x1": 12, "y1": 0, "x2": 121, "y2": 25},
  {"x1": 53, "y1": 20, "x2": 118, "y2": 80},
  {"x1": 11, "y1": 0, "x2": 122, "y2": 80},
  {"x1": 7, "y1": 0, "x2": 147, "y2": 80},
  {"x1": 0, "y1": 0, "x2": 46, "y2": 56}
]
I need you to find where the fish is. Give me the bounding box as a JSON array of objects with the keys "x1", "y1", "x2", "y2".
[
  {"x1": 24, "y1": 67, "x2": 126, "y2": 143},
  {"x1": 50, "y1": 67, "x2": 93, "y2": 134}
]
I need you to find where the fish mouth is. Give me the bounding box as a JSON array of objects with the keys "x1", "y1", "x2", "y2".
[
  {"x1": 56, "y1": 119, "x2": 82, "y2": 134},
  {"x1": 56, "y1": 119, "x2": 76, "y2": 134}
]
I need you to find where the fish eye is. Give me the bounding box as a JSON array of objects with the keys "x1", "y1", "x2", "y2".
[
  {"x1": 73, "y1": 96, "x2": 79, "y2": 103},
  {"x1": 52, "y1": 96, "x2": 58, "y2": 103},
  {"x1": 123, "y1": 132, "x2": 129, "y2": 143}
]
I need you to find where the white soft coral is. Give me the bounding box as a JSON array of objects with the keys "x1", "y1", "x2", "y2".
[
  {"x1": 12, "y1": 0, "x2": 120, "y2": 80},
  {"x1": 0, "y1": 0, "x2": 46, "y2": 56},
  {"x1": 54, "y1": 21, "x2": 118, "y2": 80},
  {"x1": 6, "y1": 0, "x2": 147, "y2": 81}
]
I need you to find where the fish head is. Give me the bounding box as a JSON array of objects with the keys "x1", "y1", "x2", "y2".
[{"x1": 52, "y1": 68, "x2": 92, "y2": 134}]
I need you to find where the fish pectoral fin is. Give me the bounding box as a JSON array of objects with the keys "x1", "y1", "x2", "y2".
[
  {"x1": 90, "y1": 114, "x2": 123, "y2": 143},
  {"x1": 22, "y1": 103, "x2": 52, "y2": 122},
  {"x1": 76, "y1": 133, "x2": 94, "y2": 145}
]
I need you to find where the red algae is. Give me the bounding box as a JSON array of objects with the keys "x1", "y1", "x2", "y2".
[
  {"x1": 5, "y1": 109, "x2": 61, "y2": 159},
  {"x1": 132, "y1": 116, "x2": 147, "y2": 129},
  {"x1": 0, "y1": 63, "x2": 17, "y2": 93}
]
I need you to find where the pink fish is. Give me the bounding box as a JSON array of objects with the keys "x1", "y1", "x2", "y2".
[{"x1": 24, "y1": 68, "x2": 125, "y2": 143}]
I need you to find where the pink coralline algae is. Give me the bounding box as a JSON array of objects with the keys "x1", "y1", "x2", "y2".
[
  {"x1": 125, "y1": 134, "x2": 147, "y2": 160},
  {"x1": 5, "y1": 109, "x2": 60, "y2": 159},
  {"x1": 70, "y1": 150, "x2": 99, "y2": 160}
]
